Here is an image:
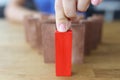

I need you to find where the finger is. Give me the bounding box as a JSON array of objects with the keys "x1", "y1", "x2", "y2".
[
  {"x1": 73, "y1": 14, "x2": 85, "y2": 23},
  {"x1": 77, "y1": 0, "x2": 91, "y2": 12},
  {"x1": 91, "y1": 0, "x2": 102, "y2": 6},
  {"x1": 55, "y1": 0, "x2": 71, "y2": 32},
  {"x1": 77, "y1": 14, "x2": 85, "y2": 20},
  {"x1": 62, "y1": 0, "x2": 77, "y2": 19}
]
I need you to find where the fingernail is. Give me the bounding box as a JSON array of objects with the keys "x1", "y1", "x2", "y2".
[
  {"x1": 56, "y1": 21, "x2": 71, "y2": 32},
  {"x1": 92, "y1": 0, "x2": 100, "y2": 6},
  {"x1": 57, "y1": 24, "x2": 67, "y2": 32}
]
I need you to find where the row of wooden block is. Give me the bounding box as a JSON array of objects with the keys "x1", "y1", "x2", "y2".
[{"x1": 24, "y1": 14, "x2": 104, "y2": 64}]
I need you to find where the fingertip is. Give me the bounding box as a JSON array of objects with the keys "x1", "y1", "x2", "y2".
[
  {"x1": 56, "y1": 24, "x2": 66, "y2": 32},
  {"x1": 56, "y1": 22, "x2": 71, "y2": 32},
  {"x1": 91, "y1": 0, "x2": 102, "y2": 6}
]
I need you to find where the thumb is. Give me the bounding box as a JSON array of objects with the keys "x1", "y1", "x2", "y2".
[{"x1": 55, "y1": 0, "x2": 71, "y2": 32}]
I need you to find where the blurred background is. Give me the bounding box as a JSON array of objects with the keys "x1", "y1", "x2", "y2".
[{"x1": 0, "y1": 0, "x2": 120, "y2": 21}]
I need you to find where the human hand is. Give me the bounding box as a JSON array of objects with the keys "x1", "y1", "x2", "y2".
[{"x1": 55, "y1": 0, "x2": 102, "y2": 32}]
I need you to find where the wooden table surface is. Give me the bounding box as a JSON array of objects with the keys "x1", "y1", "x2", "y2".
[{"x1": 0, "y1": 19, "x2": 120, "y2": 80}]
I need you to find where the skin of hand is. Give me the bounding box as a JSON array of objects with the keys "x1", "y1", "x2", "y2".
[
  {"x1": 55, "y1": 0, "x2": 102, "y2": 32},
  {"x1": 5, "y1": 0, "x2": 52, "y2": 23}
]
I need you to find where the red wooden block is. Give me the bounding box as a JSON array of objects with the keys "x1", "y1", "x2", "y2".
[
  {"x1": 55, "y1": 30, "x2": 72, "y2": 76},
  {"x1": 41, "y1": 22, "x2": 85, "y2": 64}
]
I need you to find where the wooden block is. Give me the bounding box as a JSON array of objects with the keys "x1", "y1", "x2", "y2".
[
  {"x1": 41, "y1": 22, "x2": 86, "y2": 64},
  {"x1": 86, "y1": 15, "x2": 104, "y2": 50},
  {"x1": 81, "y1": 20, "x2": 94, "y2": 55},
  {"x1": 91, "y1": 19, "x2": 98, "y2": 49},
  {"x1": 41, "y1": 23, "x2": 56, "y2": 63},
  {"x1": 92, "y1": 15, "x2": 104, "y2": 44},
  {"x1": 24, "y1": 16, "x2": 42, "y2": 50},
  {"x1": 23, "y1": 15, "x2": 32, "y2": 43},
  {"x1": 71, "y1": 24, "x2": 85, "y2": 64},
  {"x1": 87, "y1": 17, "x2": 98, "y2": 50},
  {"x1": 55, "y1": 30, "x2": 72, "y2": 76},
  {"x1": 36, "y1": 19, "x2": 43, "y2": 50},
  {"x1": 88, "y1": 17, "x2": 99, "y2": 49}
]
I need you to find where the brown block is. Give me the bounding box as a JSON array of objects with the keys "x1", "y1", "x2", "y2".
[
  {"x1": 92, "y1": 15, "x2": 104, "y2": 44},
  {"x1": 72, "y1": 23, "x2": 86, "y2": 64},
  {"x1": 24, "y1": 16, "x2": 42, "y2": 50},
  {"x1": 86, "y1": 17, "x2": 99, "y2": 50},
  {"x1": 90, "y1": 18, "x2": 98, "y2": 49},
  {"x1": 81, "y1": 20, "x2": 94, "y2": 55},
  {"x1": 24, "y1": 16, "x2": 30, "y2": 43},
  {"x1": 41, "y1": 22, "x2": 86, "y2": 64},
  {"x1": 41, "y1": 23, "x2": 56, "y2": 63},
  {"x1": 86, "y1": 15, "x2": 104, "y2": 50}
]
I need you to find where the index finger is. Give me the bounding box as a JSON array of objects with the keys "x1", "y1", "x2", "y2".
[{"x1": 55, "y1": 0, "x2": 71, "y2": 32}]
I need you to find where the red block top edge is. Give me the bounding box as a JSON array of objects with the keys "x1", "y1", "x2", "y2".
[{"x1": 56, "y1": 30, "x2": 72, "y2": 34}]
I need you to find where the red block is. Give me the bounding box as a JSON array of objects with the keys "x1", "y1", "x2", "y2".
[{"x1": 55, "y1": 30, "x2": 72, "y2": 76}]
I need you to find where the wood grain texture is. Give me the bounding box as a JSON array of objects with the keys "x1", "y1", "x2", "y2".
[{"x1": 0, "y1": 19, "x2": 120, "y2": 80}]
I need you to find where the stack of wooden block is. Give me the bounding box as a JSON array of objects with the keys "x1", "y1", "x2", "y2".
[{"x1": 24, "y1": 14, "x2": 104, "y2": 64}]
